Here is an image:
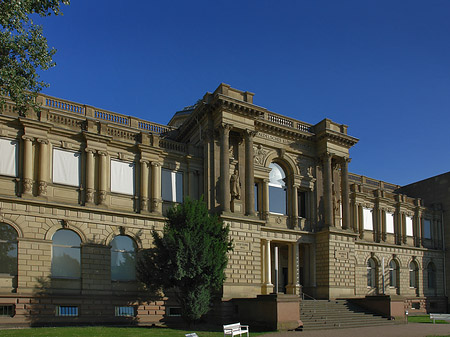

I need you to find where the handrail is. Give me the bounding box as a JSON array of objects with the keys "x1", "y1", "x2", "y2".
[{"x1": 301, "y1": 291, "x2": 317, "y2": 301}]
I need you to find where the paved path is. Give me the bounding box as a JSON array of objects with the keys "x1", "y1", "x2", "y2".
[{"x1": 264, "y1": 323, "x2": 450, "y2": 337}]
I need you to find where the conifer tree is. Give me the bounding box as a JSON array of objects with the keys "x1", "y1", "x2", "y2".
[{"x1": 137, "y1": 198, "x2": 232, "y2": 323}]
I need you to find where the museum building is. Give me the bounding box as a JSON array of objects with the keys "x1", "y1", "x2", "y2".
[{"x1": 0, "y1": 83, "x2": 447, "y2": 326}]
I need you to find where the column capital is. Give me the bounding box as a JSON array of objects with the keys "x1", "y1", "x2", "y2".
[
  {"x1": 150, "y1": 161, "x2": 161, "y2": 167},
  {"x1": 85, "y1": 147, "x2": 96, "y2": 154},
  {"x1": 36, "y1": 138, "x2": 49, "y2": 145},
  {"x1": 244, "y1": 129, "x2": 257, "y2": 139},
  {"x1": 140, "y1": 159, "x2": 150, "y2": 165},
  {"x1": 219, "y1": 123, "x2": 232, "y2": 135},
  {"x1": 98, "y1": 150, "x2": 108, "y2": 157},
  {"x1": 22, "y1": 135, "x2": 34, "y2": 142}
]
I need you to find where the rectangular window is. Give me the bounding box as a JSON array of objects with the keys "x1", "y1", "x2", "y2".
[
  {"x1": 167, "y1": 307, "x2": 181, "y2": 316},
  {"x1": 406, "y1": 216, "x2": 414, "y2": 237},
  {"x1": 110, "y1": 159, "x2": 135, "y2": 195},
  {"x1": 363, "y1": 208, "x2": 373, "y2": 230},
  {"x1": 423, "y1": 219, "x2": 431, "y2": 239},
  {"x1": 385, "y1": 212, "x2": 395, "y2": 234},
  {"x1": 115, "y1": 306, "x2": 135, "y2": 317},
  {"x1": 0, "y1": 305, "x2": 14, "y2": 317},
  {"x1": 161, "y1": 169, "x2": 183, "y2": 202},
  {"x1": 52, "y1": 148, "x2": 81, "y2": 187},
  {"x1": 56, "y1": 306, "x2": 78, "y2": 317},
  {"x1": 298, "y1": 191, "x2": 307, "y2": 218},
  {"x1": 254, "y1": 183, "x2": 259, "y2": 212},
  {"x1": 0, "y1": 138, "x2": 18, "y2": 177}
]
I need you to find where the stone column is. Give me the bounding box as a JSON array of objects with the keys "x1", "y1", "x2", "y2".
[
  {"x1": 85, "y1": 148, "x2": 95, "y2": 204},
  {"x1": 286, "y1": 242, "x2": 301, "y2": 295},
  {"x1": 292, "y1": 185, "x2": 299, "y2": 228},
  {"x1": 140, "y1": 159, "x2": 149, "y2": 212},
  {"x1": 203, "y1": 130, "x2": 213, "y2": 209},
  {"x1": 244, "y1": 130, "x2": 256, "y2": 216},
  {"x1": 341, "y1": 157, "x2": 350, "y2": 230},
  {"x1": 98, "y1": 151, "x2": 107, "y2": 205},
  {"x1": 151, "y1": 162, "x2": 162, "y2": 214},
  {"x1": 323, "y1": 153, "x2": 333, "y2": 227},
  {"x1": 262, "y1": 239, "x2": 273, "y2": 294},
  {"x1": 415, "y1": 213, "x2": 422, "y2": 247},
  {"x1": 22, "y1": 135, "x2": 34, "y2": 195},
  {"x1": 37, "y1": 139, "x2": 49, "y2": 196},
  {"x1": 219, "y1": 124, "x2": 232, "y2": 212},
  {"x1": 262, "y1": 178, "x2": 270, "y2": 220}
]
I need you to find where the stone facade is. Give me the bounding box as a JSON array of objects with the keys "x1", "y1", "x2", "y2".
[{"x1": 0, "y1": 83, "x2": 446, "y2": 326}]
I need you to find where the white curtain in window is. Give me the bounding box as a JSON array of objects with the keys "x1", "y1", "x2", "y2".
[
  {"x1": 423, "y1": 219, "x2": 431, "y2": 239},
  {"x1": 161, "y1": 169, "x2": 183, "y2": 202},
  {"x1": 406, "y1": 216, "x2": 414, "y2": 236},
  {"x1": 53, "y1": 148, "x2": 80, "y2": 186},
  {"x1": 111, "y1": 160, "x2": 135, "y2": 195},
  {"x1": 363, "y1": 208, "x2": 373, "y2": 230},
  {"x1": 386, "y1": 212, "x2": 395, "y2": 234},
  {"x1": 0, "y1": 138, "x2": 18, "y2": 177}
]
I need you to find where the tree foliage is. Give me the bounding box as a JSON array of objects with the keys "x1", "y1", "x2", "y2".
[
  {"x1": 137, "y1": 198, "x2": 232, "y2": 323},
  {"x1": 0, "y1": 0, "x2": 69, "y2": 115}
]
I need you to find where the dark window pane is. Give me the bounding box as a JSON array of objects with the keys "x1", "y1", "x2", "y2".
[
  {"x1": 175, "y1": 172, "x2": 183, "y2": 203},
  {"x1": 269, "y1": 186, "x2": 286, "y2": 214},
  {"x1": 161, "y1": 169, "x2": 172, "y2": 201}
]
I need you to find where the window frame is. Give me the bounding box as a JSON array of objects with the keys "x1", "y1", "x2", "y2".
[
  {"x1": 110, "y1": 235, "x2": 137, "y2": 282},
  {"x1": 52, "y1": 148, "x2": 81, "y2": 187},
  {"x1": 110, "y1": 159, "x2": 135, "y2": 196},
  {"x1": 0, "y1": 138, "x2": 18, "y2": 177},
  {"x1": 161, "y1": 168, "x2": 183, "y2": 203},
  {"x1": 367, "y1": 258, "x2": 376, "y2": 288},
  {"x1": 0, "y1": 223, "x2": 18, "y2": 277},
  {"x1": 268, "y1": 162, "x2": 287, "y2": 215},
  {"x1": 51, "y1": 229, "x2": 81, "y2": 279}
]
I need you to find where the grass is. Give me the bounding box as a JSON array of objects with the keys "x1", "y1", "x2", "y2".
[
  {"x1": 408, "y1": 315, "x2": 449, "y2": 324},
  {"x1": 0, "y1": 326, "x2": 269, "y2": 337}
]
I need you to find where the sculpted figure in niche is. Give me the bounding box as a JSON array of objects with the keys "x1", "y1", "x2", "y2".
[{"x1": 230, "y1": 167, "x2": 241, "y2": 200}]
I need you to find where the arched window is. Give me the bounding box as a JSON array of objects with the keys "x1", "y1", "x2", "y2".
[
  {"x1": 389, "y1": 260, "x2": 398, "y2": 288},
  {"x1": 111, "y1": 236, "x2": 136, "y2": 281},
  {"x1": 427, "y1": 262, "x2": 436, "y2": 289},
  {"x1": 0, "y1": 223, "x2": 18, "y2": 276},
  {"x1": 269, "y1": 162, "x2": 287, "y2": 215},
  {"x1": 409, "y1": 261, "x2": 418, "y2": 288},
  {"x1": 367, "y1": 258, "x2": 376, "y2": 288},
  {"x1": 52, "y1": 229, "x2": 81, "y2": 278}
]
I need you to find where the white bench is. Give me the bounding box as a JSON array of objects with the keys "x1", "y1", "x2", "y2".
[
  {"x1": 185, "y1": 334, "x2": 198, "y2": 337},
  {"x1": 223, "y1": 323, "x2": 249, "y2": 337},
  {"x1": 430, "y1": 313, "x2": 450, "y2": 323}
]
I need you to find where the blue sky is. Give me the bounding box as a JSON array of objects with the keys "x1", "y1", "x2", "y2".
[{"x1": 37, "y1": 0, "x2": 450, "y2": 186}]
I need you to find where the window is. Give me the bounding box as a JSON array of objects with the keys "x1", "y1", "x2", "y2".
[
  {"x1": 115, "y1": 306, "x2": 135, "y2": 317},
  {"x1": 0, "y1": 138, "x2": 18, "y2": 177},
  {"x1": 427, "y1": 262, "x2": 436, "y2": 289},
  {"x1": 52, "y1": 148, "x2": 81, "y2": 187},
  {"x1": 0, "y1": 305, "x2": 14, "y2": 317},
  {"x1": 298, "y1": 191, "x2": 307, "y2": 218},
  {"x1": 0, "y1": 223, "x2": 18, "y2": 276},
  {"x1": 111, "y1": 236, "x2": 136, "y2": 281},
  {"x1": 111, "y1": 159, "x2": 135, "y2": 195},
  {"x1": 389, "y1": 260, "x2": 398, "y2": 288},
  {"x1": 406, "y1": 216, "x2": 413, "y2": 237},
  {"x1": 385, "y1": 212, "x2": 395, "y2": 234},
  {"x1": 167, "y1": 307, "x2": 181, "y2": 316},
  {"x1": 409, "y1": 261, "x2": 418, "y2": 288},
  {"x1": 254, "y1": 183, "x2": 259, "y2": 212},
  {"x1": 423, "y1": 219, "x2": 431, "y2": 239},
  {"x1": 56, "y1": 306, "x2": 78, "y2": 317},
  {"x1": 367, "y1": 258, "x2": 376, "y2": 288},
  {"x1": 161, "y1": 169, "x2": 183, "y2": 202},
  {"x1": 363, "y1": 208, "x2": 373, "y2": 230},
  {"x1": 51, "y1": 230, "x2": 81, "y2": 278},
  {"x1": 269, "y1": 162, "x2": 286, "y2": 215}
]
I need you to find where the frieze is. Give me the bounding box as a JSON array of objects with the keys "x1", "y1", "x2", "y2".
[{"x1": 256, "y1": 132, "x2": 290, "y2": 144}]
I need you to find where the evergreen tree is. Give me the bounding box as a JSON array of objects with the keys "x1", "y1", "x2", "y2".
[{"x1": 137, "y1": 198, "x2": 232, "y2": 324}]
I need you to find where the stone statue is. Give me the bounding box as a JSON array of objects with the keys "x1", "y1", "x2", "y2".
[{"x1": 230, "y1": 167, "x2": 241, "y2": 200}]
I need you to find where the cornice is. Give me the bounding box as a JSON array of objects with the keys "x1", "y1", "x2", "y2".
[{"x1": 314, "y1": 129, "x2": 359, "y2": 148}]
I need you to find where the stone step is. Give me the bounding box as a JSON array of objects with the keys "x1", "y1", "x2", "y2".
[{"x1": 300, "y1": 299, "x2": 394, "y2": 331}]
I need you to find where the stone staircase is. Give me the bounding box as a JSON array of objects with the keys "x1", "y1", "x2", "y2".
[{"x1": 300, "y1": 299, "x2": 397, "y2": 331}]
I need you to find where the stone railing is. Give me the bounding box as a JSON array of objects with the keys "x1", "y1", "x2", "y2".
[
  {"x1": 37, "y1": 94, "x2": 174, "y2": 134},
  {"x1": 349, "y1": 173, "x2": 400, "y2": 192},
  {"x1": 262, "y1": 111, "x2": 314, "y2": 133}
]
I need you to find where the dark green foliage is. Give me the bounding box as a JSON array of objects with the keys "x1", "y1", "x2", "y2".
[
  {"x1": 0, "y1": 0, "x2": 69, "y2": 115},
  {"x1": 137, "y1": 198, "x2": 232, "y2": 323}
]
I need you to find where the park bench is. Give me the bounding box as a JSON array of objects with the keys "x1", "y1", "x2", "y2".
[
  {"x1": 223, "y1": 323, "x2": 249, "y2": 337},
  {"x1": 430, "y1": 313, "x2": 450, "y2": 323}
]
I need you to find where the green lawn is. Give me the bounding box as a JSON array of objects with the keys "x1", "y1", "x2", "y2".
[
  {"x1": 408, "y1": 315, "x2": 449, "y2": 324},
  {"x1": 0, "y1": 326, "x2": 267, "y2": 337}
]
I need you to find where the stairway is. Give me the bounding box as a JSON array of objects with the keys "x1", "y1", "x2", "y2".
[{"x1": 300, "y1": 299, "x2": 397, "y2": 331}]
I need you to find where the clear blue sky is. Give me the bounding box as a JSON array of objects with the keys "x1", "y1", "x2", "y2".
[{"x1": 37, "y1": 0, "x2": 450, "y2": 186}]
